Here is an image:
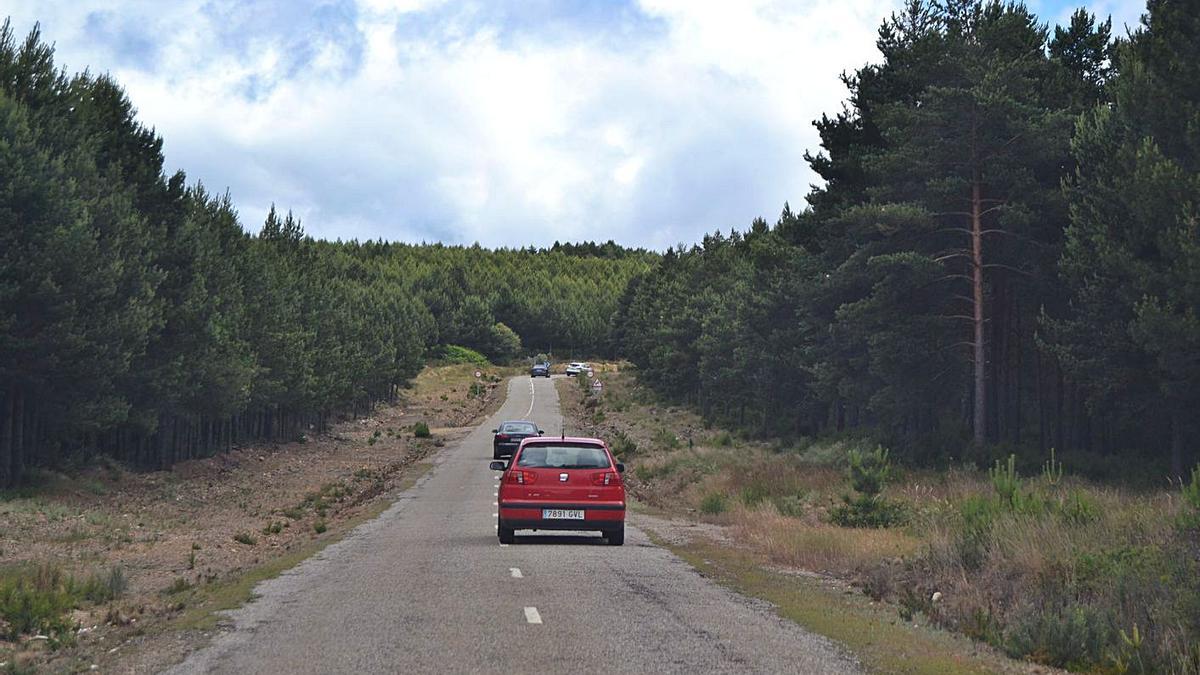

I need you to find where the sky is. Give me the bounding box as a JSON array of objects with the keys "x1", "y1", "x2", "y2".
[{"x1": 3, "y1": 0, "x2": 1145, "y2": 249}]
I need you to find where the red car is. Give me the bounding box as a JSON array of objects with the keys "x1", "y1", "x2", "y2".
[{"x1": 491, "y1": 436, "x2": 626, "y2": 545}]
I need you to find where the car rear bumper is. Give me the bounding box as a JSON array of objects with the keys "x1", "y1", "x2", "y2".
[{"x1": 499, "y1": 502, "x2": 625, "y2": 531}]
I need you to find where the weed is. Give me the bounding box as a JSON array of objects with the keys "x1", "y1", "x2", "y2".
[
  {"x1": 79, "y1": 567, "x2": 126, "y2": 604},
  {"x1": 772, "y1": 493, "x2": 807, "y2": 517},
  {"x1": 609, "y1": 430, "x2": 638, "y2": 458},
  {"x1": 712, "y1": 431, "x2": 733, "y2": 447},
  {"x1": 652, "y1": 427, "x2": 681, "y2": 451},
  {"x1": 700, "y1": 493, "x2": 727, "y2": 515},
  {"x1": 0, "y1": 564, "x2": 76, "y2": 639},
  {"x1": 262, "y1": 521, "x2": 283, "y2": 535},
  {"x1": 740, "y1": 484, "x2": 770, "y2": 507},
  {"x1": 313, "y1": 520, "x2": 328, "y2": 534},
  {"x1": 164, "y1": 577, "x2": 192, "y2": 595},
  {"x1": 282, "y1": 507, "x2": 305, "y2": 520},
  {"x1": 232, "y1": 532, "x2": 257, "y2": 546},
  {"x1": 188, "y1": 551, "x2": 196, "y2": 570},
  {"x1": 413, "y1": 422, "x2": 431, "y2": 438},
  {"x1": 1179, "y1": 464, "x2": 1200, "y2": 529}
]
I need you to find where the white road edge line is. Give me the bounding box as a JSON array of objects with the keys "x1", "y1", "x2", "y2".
[
  {"x1": 523, "y1": 376, "x2": 536, "y2": 418},
  {"x1": 524, "y1": 606, "x2": 542, "y2": 624},
  {"x1": 510, "y1": 567, "x2": 523, "y2": 578}
]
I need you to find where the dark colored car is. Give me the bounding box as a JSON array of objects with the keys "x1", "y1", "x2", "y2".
[
  {"x1": 492, "y1": 420, "x2": 542, "y2": 459},
  {"x1": 530, "y1": 362, "x2": 550, "y2": 377},
  {"x1": 491, "y1": 437, "x2": 626, "y2": 545}
]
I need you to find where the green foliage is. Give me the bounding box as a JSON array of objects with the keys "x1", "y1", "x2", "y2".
[
  {"x1": 608, "y1": 430, "x2": 638, "y2": 458},
  {"x1": 413, "y1": 422, "x2": 431, "y2": 438},
  {"x1": 262, "y1": 521, "x2": 284, "y2": 535},
  {"x1": 232, "y1": 532, "x2": 257, "y2": 546},
  {"x1": 699, "y1": 493, "x2": 727, "y2": 515},
  {"x1": 433, "y1": 345, "x2": 490, "y2": 367},
  {"x1": 313, "y1": 520, "x2": 327, "y2": 534},
  {"x1": 164, "y1": 577, "x2": 192, "y2": 595},
  {"x1": 830, "y1": 446, "x2": 905, "y2": 528},
  {"x1": 1002, "y1": 603, "x2": 1113, "y2": 670},
  {"x1": 0, "y1": 565, "x2": 77, "y2": 639},
  {"x1": 1042, "y1": 448, "x2": 1064, "y2": 487},
  {"x1": 989, "y1": 455, "x2": 1023, "y2": 509}
]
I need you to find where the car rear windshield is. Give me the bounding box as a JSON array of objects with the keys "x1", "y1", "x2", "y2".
[
  {"x1": 500, "y1": 422, "x2": 537, "y2": 434},
  {"x1": 516, "y1": 444, "x2": 610, "y2": 469}
]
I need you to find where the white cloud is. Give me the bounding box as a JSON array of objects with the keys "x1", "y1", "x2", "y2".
[{"x1": 4, "y1": 1, "x2": 903, "y2": 248}]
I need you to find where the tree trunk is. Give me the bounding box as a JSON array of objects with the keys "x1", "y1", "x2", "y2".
[
  {"x1": 1171, "y1": 411, "x2": 1186, "y2": 479},
  {"x1": 970, "y1": 174, "x2": 987, "y2": 446},
  {"x1": 0, "y1": 384, "x2": 12, "y2": 488}
]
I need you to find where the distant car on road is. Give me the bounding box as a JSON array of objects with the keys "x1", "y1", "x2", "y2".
[
  {"x1": 492, "y1": 420, "x2": 542, "y2": 459},
  {"x1": 530, "y1": 362, "x2": 550, "y2": 378},
  {"x1": 491, "y1": 436, "x2": 626, "y2": 545},
  {"x1": 564, "y1": 362, "x2": 592, "y2": 377}
]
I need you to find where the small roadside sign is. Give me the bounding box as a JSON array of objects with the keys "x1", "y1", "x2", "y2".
[{"x1": 474, "y1": 370, "x2": 482, "y2": 378}]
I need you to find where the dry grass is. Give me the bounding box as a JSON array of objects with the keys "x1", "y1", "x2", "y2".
[{"x1": 733, "y1": 509, "x2": 920, "y2": 574}]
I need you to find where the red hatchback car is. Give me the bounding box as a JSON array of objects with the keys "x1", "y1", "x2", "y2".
[{"x1": 491, "y1": 436, "x2": 626, "y2": 545}]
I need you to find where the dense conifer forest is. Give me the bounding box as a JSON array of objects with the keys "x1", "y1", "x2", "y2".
[
  {"x1": 0, "y1": 20, "x2": 652, "y2": 486},
  {"x1": 3, "y1": 0, "x2": 1198, "y2": 487},
  {"x1": 613, "y1": 0, "x2": 1199, "y2": 479}
]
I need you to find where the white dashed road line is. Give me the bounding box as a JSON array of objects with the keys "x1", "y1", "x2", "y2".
[
  {"x1": 524, "y1": 607, "x2": 542, "y2": 624},
  {"x1": 510, "y1": 568, "x2": 523, "y2": 578}
]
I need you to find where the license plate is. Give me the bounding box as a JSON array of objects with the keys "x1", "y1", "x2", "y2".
[{"x1": 542, "y1": 509, "x2": 584, "y2": 520}]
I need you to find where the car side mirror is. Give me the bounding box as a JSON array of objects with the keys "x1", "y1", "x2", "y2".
[
  {"x1": 491, "y1": 428, "x2": 498, "y2": 433},
  {"x1": 537, "y1": 429, "x2": 544, "y2": 436},
  {"x1": 616, "y1": 463, "x2": 625, "y2": 473},
  {"x1": 489, "y1": 461, "x2": 507, "y2": 472}
]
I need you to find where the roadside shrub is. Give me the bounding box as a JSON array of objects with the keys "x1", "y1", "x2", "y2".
[
  {"x1": 1002, "y1": 602, "x2": 1113, "y2": 670},
  {"x1": 313, "y1": 520, "x2": 328, "y2": 534},
  {"x1": 712, "y1": 431, "x2": 733, "y2": 447},
  {"x1": 433, "y1": 344, "x2": 490, "y2": 366},
  {"x1": 699, "y1": 493, "x2": 727, "y2": 515},
  {"x1": 0, "y1": 565, "x2": 76, "y2": 639},
  {"x1": 740, "y1": 484, "x2": 769, "y2": 507},
  {"x1": 468, "y1": 382, "x2": 486, "y2": 399},
  {"x1": 164, "y1": 577, "x2": 192, "y2": 595},
  {"x1": 772, "y1": 493, "x2": 807, "y2": 518},
  {"x1": 829, "y1": 446, "x2": 906, "y2": 528},
  {"x1": 262, "y1": 521, "x2": 284, "y2": 535},
  {"x1": 609, "y1": 430, "x2": 638, "y2": 458},
  {"x1": 652, "y1": 427, "x2": 681, "y2": 451},
  {"x1": 413, "y1": 422, "x2": 431, "y2": 438},
  {"x1": 233, "y1": 532, "x2": 257, "y2": 546},
  {"x1": 79, "y1": 566, "x2": 126, "y2": 604}
]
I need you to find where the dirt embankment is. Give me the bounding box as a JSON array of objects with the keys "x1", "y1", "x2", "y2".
[{"x1": 0, "y1": 364, "x2": 509, "y2": 674}]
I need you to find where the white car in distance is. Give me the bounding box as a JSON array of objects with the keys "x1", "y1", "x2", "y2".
[{"x1": 565, "y1": 362, "x2": 593, "y2": 377}]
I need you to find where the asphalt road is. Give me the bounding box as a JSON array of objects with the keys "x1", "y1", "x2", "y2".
[{"x1": 168, "y1": 376, "x2": 860, "y2": 674}]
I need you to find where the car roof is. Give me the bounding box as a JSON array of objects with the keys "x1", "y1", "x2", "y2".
[
  {"x1": 499, "y1": 420, "x2": 537, "y2": 426},
  {"x1": 520, "y1": 436, "x2": 605, "y2": 446}
]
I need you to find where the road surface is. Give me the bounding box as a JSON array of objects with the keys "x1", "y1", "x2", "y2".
[{"x1": 168, "y1": 376, "x2": 860, "y2": 674}]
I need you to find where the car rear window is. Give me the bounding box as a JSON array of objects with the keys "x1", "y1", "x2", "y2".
[
  {"x1": 516, "y1": 444, "x2": 610, "y2": 469},
  {"x1": 501, "y1": 422, "x2": 537, "y2": 434}
]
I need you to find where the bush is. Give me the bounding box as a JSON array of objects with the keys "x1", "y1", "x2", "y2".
[
  {"x1": 699, "y1": 493, "x2": 727, "y2": 515},
  {"x1": 0, "y1": 565, "x2": 76, "y2": 639},
  {"x1": 413, "y1": 422, "x2": 431, "y2": 438},
  {"x1": 1003, "y1": 602, "x2": 1113, "y2": 670},
  {"x1": 609, "y1": 430, "x2": 638, "y2": 458},
  {"x1": 262, "y1": 521, "x2": 284, "y2": 535},
  {"x1": 79, "y1": 566, "x2": 126, "y2": 604},
  {"x1": 313, "y1": 520, "x2": 328, "y2": 534},
  {"x1": 740, "y1": 483, "x2": 770, "y2": 507},
  {"x1": 433, "y1": 344, "x2": 490, "y2": 366},
  {"x1": 652, "y1": 427, "x2": 680, "y2": 451},
  {"x1": 772, "y1": 493, "x2": 807, "y2": 517},
  {"x1": 829, "y1": 446, "x2": 906, "y2": 528},
  {"x1": 233, "y1": 532, "x2": 257, "y2": 546}
]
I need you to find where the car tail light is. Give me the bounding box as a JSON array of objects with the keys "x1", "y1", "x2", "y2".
[
  {"x1": 509, "y1": 471, "x2": 537, "y2": 484},
  {"x1": 496, "y1": 433, "x2": 509, "y2": 441},
  {"x1": 591, "y1": 471, "x2": 617, "y2": 486}
]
